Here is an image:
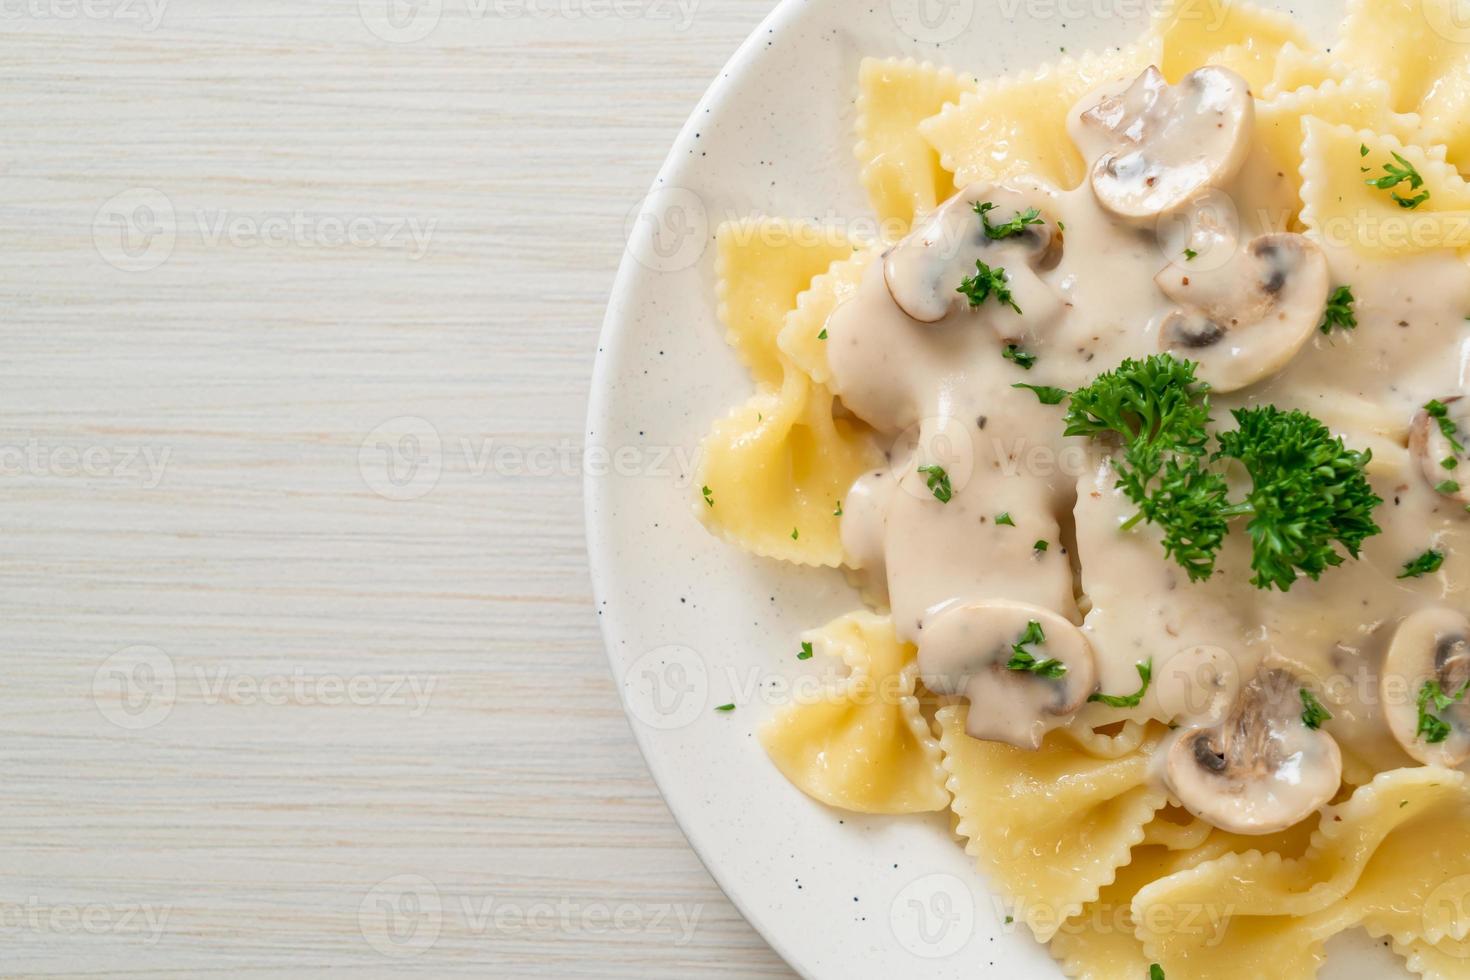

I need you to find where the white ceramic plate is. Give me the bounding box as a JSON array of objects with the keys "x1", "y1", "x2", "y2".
[{"x1": 586, "y1": 1, "x2": 1408, "y2": 975}]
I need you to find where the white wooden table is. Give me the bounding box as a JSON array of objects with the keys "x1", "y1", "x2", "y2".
[{"x1": 0, "y1": 1, "x2": 791, "y2": 974}]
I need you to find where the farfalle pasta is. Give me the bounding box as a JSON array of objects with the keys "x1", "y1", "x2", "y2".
[{"x1": 692, "y1": 0, "x2": 1470, "y2": 974}]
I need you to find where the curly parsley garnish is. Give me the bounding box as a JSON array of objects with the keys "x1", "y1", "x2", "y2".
[
  {"x1": 958, "y1": 260, "x2": 1021, "y2": 314},
  {"x1": 1300, "y1": 688, "x2": 1332, "y2": 730},
  {"x1": 1417, "y1": 678, "x2": 1470, "y2": 743},
  {"x1": 1089, "y1": 659, "x2": 1153, "y2": 708},
  {"x1": 1399, "y1": 548, "x2": 1445, "y2": 579},
  {"x1": 1059, "y1": 355, "x2": 1382, "y2": 590},
  {"x1": 1319, "y1": 285, "x2": 1357, "y2": 334},
  {"x1": 974, "y1": 201, "x2": 1044, "y2": 240},
  {"x1": 1366, "y1": 151, "x2": 1430, "y2": 209},
  {"x1": 917, "y1": 464, "x2": 953, "y2": 503},
  {"x1": 1005, "y1": 620, "x2": 1066, "y2": 678}
]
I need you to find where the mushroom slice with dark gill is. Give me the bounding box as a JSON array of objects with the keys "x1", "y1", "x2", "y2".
[
  {"x1": 918, "y1": 599, "x2": 1097, "y2": 750},
  {"x1": 1382, "y1": 608, "x2": 1470, "y2": 767},
  {"x1": 1077, "y1": 65, "x2": 1254, "y2": 222},
  {"x1": 1410, "y1": 396, "x2": 1470, "y2": 506},
  {"x1": 882, "y1": 179, "x2": 1064, "y2": 333},
  {"x1": 1156, "y1": 232, "x2": 1330, "y2": 392},
  {"x1": 1165, "y1": 667, "x2": 1342, "y2": 834}
]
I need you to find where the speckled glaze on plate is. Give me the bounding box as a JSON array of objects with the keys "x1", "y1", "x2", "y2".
[{"x1": 585, "y1": 1, "x2": 1406, "y2": 976}]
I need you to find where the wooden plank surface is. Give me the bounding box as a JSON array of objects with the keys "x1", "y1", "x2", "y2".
[{"x1": 0, "y1": 1, "x2": 792, "y2": 975}]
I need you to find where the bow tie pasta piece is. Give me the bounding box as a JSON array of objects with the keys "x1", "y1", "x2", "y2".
[
  {"x1": 1256, "y1": 80, "x2": 1428, "y2": 217},
  {"x1": 758, "y1": 611, "x2": 948, "y2": 814},
  {"x1": 716, "y1": 219, "x2": 864, "y2": 389},
  {"x1": 695, "y1": 365, "x2": 881, "y2": 566},
  {"x1": 1132, "y1": 767, "x2": 1470, "y2": 980},
  {"x1": 937, "y1": 706, "x2": 1169, "y2": 942},
  {"x1": 1300, "y1": 119, "x2": 1470, "y2": 256},
  {"x1": 776, "y1": 246, "x2": 876, "y2": 388},
  {"x1": 1149, "y1": 0, "x2": 1306, "y2": 89},
  {"x1": 1394, "y1": 936, "x2": 1470, "y2": 979},
  {"x1": 1264, "y1": 42, "x2": 1351, "y2": 99},
  {"x1": 854, "y1": 59, "x2": 977, "y2": 234},
  {"x1": 918, "y1": 40, "x2": 1158, "y2": 192}
]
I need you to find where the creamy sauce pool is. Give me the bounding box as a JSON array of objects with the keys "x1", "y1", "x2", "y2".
[{"x1": 824, "y1": 65, "x2": 1470, "y2": 825}]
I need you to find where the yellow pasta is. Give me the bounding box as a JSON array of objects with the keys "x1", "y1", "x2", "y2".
[
  {"x1": 1150, "y1": 0, "x2": 1307, "y2": 88},
  {"x1": 854, "y1": 58, "x2": 977, "y2": 233},
  {"x1": 759, "y1": 611, "x2": 948, "y2": 814},
  {"x1": 1133, "y1": 767, "x2": 1470, "y2": 980},
  {"x1": 1299, "y1": 119, "x2": 1470, "y2": 256},
  {"x1": 918, "y1": 41, "x2": 1158, "y2": 192},
  {"x1": 1264, "y1": 42, "x2": 1350, "y2": 99},
  {"x1": 716, "y1": 219, "x2": 863, "y2": 389},
  {"x1": 939, "y1": 706, "x2": 1168, "y2": 943},
  {"x1": 776, "y1": 246, "x2": 875, "y2": 388}
]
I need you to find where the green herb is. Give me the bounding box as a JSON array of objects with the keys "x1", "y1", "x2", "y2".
[
  {"x1": 1426, "y1": 399, "x2": 1466, "y2": 454},
  {"x1": 715, "y1": 703, "x2": 735, "y2": 712},
  {"x1": 958, "y1": 260, "x2": 1021, "y2": 314},
  {"x1": 702, "y1": 485, "x2": 714, "y2": 508},
  {"x1": 1005, "y1": 620, "x2": 1067, "y2": 678},
  {"x1": 1056, "y1": 221, "x2": 1066, "y2": 232},
  {"x1": 1183, "y1": 248, "x2": 1198, "y2": 261},
  {"x1": 1013, "y1": 382, "x2": 1068, "y2": 405},
  {"x1": 1150, "y1": 966, "x2": 1166, "y2": 980},
  {"x1": 1360, "y1": 143, "x2": 1370, "y2": 158},
  {"x1": 1299, "y1": 688, "x2": 1332, "y2": 730},
  {"x1": 1003, "y1": 344, "x2": 1037, "y2": 370},
  {"x1": 1366, "y1": 151, "x2": 1430, "y2": 209},
  {"x1": 1060, "y1": 355, "x2": 1382, "y2": 589},
  {"x1": 798, "y1": 641, "x2": 813, "y2": 661},
  {"x1": 1319, "y1": 285, "x2": 1357, "y2": 334},
  {"x1": 1416, "y1": 678, "x2": 1470, "y2": 743},
  {"x1": 1444, "y1": 457, "x2": 1460, "y2": 470},
  {"x1": 1215, "y1": 406, "x2": 1383, "y2": 592},
  {"x1": 918, "y1": 464, "x2": 953, "y2": 503},
  {"x1": 1089, "y1": 659, "x2": 1153, "y2": 708},
  {"x1": 1438, "y1": 480, "x2": 1462, "y2": 495},
  {"x1": 1034, "y1": 539, "x2": 1049, "y2": 552},
  {"x1": 791, "y1": 527, "x2": 799, "y2": 541},
  {"x1": 1399, "y1": 548, "x2": 1445, "y2": 579},
  {"x1": 1004, "y1": 915, "x2": 1014, "y2": 924},
  {"x1": 974, "y1": 201, "x2": 1044, "y2": 240},
  {"x1": 995, "y1": 512, "x2": 1015, "y2": 527},
  {"x1": 833, "y1": 501, "x2": 843, "y2": 517},
  {"x1": 817, "y1": 328, "x2": 828, "y2": 340}
]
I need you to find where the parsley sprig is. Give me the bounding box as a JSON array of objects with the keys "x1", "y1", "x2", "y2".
[
  {"x1": 1399, "y1": 548, "x2": 1445, "y2": 579},
  {"x1": 1089, "y1": 659, "x2": 1153, "y2": 708},
  {"x1": 1365, "y1": 151, "x2": 1430, "y2": 209},
  {"x1": 1059, "y1": 355, "x2": 1382, "y2": 590},
  {"x1": 1005, "y1": 620, "x2": 1066, "y2": 678},
  {"x1": 918, "y1": 464, "x2": 953, "y2": 503},
  {"x1": 1417, "y1": 678, "x2": 1470, "y2": 743},
  {"x1": 958, "y1": 260, "x2": 1021, "y2": 314},
  {"x1": 1299, "y1": 688, "x2": 1332, "y2": 730},
  {"x1": 1319, "y1": 285, "x2": 1357, "y2": 334}
]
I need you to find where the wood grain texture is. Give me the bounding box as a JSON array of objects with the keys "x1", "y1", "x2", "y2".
[{"x1": 0, "y1": 1, "x2": 793, "y2": 975}]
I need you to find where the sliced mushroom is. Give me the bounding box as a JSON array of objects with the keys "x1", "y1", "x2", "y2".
[
  {"x1": 1382, "y1": 608, "x2": 1470, "y2": 767},
  {"x1": 1078, "y1": 65, "x2": 1254, "y2": 222},
  {"x1": 1410, "y1": 396, "x2": 1470, "y2": 505},
  {"x1": 918, "y1": 599, "x2": 1097, "y2": 750},
  {"x1": 882, "y1": 180, "x2": 1066, "y2": 338},
  {"x1": 1156, "y1": 232, "x2": 1329, "y2": 392},
  {"x1": 1165, "y1": 667, "x2": 1342, "y2": 835}
]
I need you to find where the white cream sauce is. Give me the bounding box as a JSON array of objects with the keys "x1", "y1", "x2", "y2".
[{"x1": 824, "y1": 66, "x2": 1470, "y2": 809}]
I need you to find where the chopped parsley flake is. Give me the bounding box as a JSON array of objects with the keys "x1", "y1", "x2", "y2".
[
  {"x1": 1399, "y1": 549, "x2": 1445, "y2": 579},
  {"x1": 1005, "y1": 619, "x2": 1067, "y2": 678},
  {"x1": 1437, "y1": 480, "x2": 1462, "y2": 495},
  {"x1": 817, "y1": 328, "x2": 828, "y2": 340},
  {"x1": 1417, "y1": 678, "x2": 1470, "y2": 743},
  {"x1": 1089, "y1": 659, "x2": 1153, "y2": 708},
  {"x1": 702, "y1": 485, "x2": 714, "y2": 507},
  {"x1": 918, "y1": 464, "x2": 953, "y2": 503},
  {"x1": 1150, "y1": 966, "x2": 1166, "y2": 980},
  {"x1": 715, "y1": 703, "x2": 735, "y2": 712},
  {"x1": 1003, "y1": 343, "x2": 1037, "y2": 370},
  {"x1": 974, "y1": 201, "x2": 1045, "y2": 240},
  {"x1": 1033, "y1": 539, "x2": 1049, "y2": 552},
  {"x1": 995, "y1": 512, "x2": 1016, "y2": 527},
  {"x1": 1444, "y1": 457, "x2": 1460, "y2": 470},
  {"x1": 1183, "y1": 248, "x2": 1198, "y2": 261},
  {"x1": 1319, "y1": 285, "x2": 1357, "y2": 334},
  {"x1": 833, "y1": 501, "x2": 843, "y2": 517},
  {"x1": 791, "y1": 527, "x2": 799, "y2": 541},
  {"x1": 1013, "y1": 382, "x2": 1068, "y2": 405},
  {"x1": 958, "y1": 260, "x2": 1022, "y2": 314},
  {"x1": 1300, "y1": 688, "x2": 1333, "y2": 730},
  {"x1": 798, "y1": 641, "x2": 813, "y2": 661},
  {"x1": 1365, "y1": 151, "x2": 1430, "y2": 209},
  {"x1": 1426, "y1": 399, "x2": 1466, "y2": 454}
]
